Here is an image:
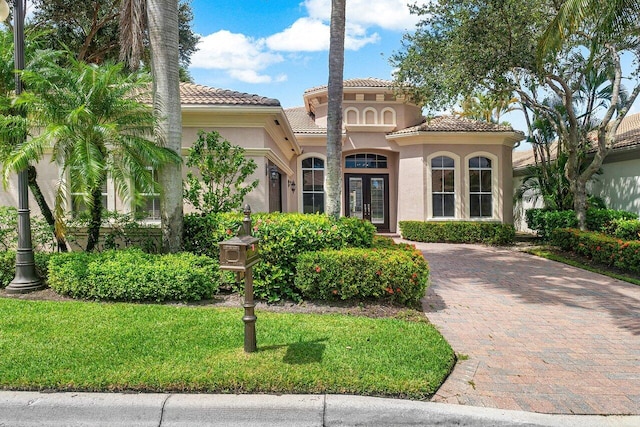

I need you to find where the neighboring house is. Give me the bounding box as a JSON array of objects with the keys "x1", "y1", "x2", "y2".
[
  {"x1": 513, "y1": 112, "x2": 640, "y2": 231},
  {"x1": 1, "y1": 78, "x2": 524, "y2": 234}
]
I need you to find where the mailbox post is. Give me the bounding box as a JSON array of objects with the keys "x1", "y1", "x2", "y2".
[{"x1": 219, "y1": 205, "x2": 260, "y2": 352}]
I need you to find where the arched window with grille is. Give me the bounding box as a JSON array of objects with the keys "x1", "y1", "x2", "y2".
[
  {"x1": 301, "y1": 157, "x2": 325, "y2": 213},
  {"x1": 468, "y1": 156, "x2": 493, "y2": 217},
  {"x1": 431, "y1": 155, "x2": 455, "y2": 217}
]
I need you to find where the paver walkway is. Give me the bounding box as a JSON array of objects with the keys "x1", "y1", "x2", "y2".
[{"x1": 411, "y1": 242, "x2": 640, "y2": 415}]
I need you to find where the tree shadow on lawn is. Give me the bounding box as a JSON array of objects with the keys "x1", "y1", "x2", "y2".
[
  {"x1": 418, "y1": 243, "x2": 640, "y2": 336},
  {"x1": 258, "y1": 338, "x2": 328, "y2": 364}
]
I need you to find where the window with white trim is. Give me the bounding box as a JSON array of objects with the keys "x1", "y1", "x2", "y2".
[
  {"x1": 431, "y1": 156, "x2": 455, "y2": 217},
  {"x1": 137, "y1": 167, "x2": 161, "y2": 220},
  {"x1": 301, "y1": 157, "x2": 324, "y2": 214},
  {"x1": 469, "y1": 156, "x2": 492, "y2": 217}
]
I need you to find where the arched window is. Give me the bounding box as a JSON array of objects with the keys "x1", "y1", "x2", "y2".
[
  {"x1": 301, "y1": 157, "x2": 325, "y2": 214},
  {"x1": 431, "y1": 156, "x2": 455, "y2": 217},
  {"x1": 468, "y1": 156, "x2": 492, "y2": 217},
  {"x1": 345, "y1": 153, "x2": 388, "y2": 169}
]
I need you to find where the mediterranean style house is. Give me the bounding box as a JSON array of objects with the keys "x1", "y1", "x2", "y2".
[
  {"x1": 1, "y1": 78, "x2": 525, "y2": 234},
  {"x1": 513, "y1": 112, "x2": 640, "y2": 231}
]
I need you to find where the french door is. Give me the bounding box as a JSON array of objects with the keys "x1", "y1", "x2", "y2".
[{"x1": 345, "y1": 174, "x2": 389, "y2": 232}]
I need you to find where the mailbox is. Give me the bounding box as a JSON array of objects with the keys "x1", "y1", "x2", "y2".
[{"x1": 219, "y1": 235, "x2": 260, "y2": 271}]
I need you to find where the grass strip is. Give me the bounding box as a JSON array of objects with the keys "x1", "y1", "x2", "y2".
[
  {"x1": 0, "y1": 299, "x2": 454, "y2": 399},
  {"x1": 525, "y1": 247, "x2": 640, "y2": 286}
]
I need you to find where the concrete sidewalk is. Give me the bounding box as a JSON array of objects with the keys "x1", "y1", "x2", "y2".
[{"x1": 1, "y1": 391, "x2": 639, "y2": 426}]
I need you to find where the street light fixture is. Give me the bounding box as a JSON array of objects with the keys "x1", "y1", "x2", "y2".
[{"x1": 1, "y1": 0, "x2": 43, "y2": 293}]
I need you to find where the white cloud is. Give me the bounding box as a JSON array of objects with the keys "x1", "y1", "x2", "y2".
[
  {"x1": 304, "y1": 0, "x2": 430, "y2": 32},
  {"x1": 190, "y1": 30, "x2": 284, "y2": 83},
  {"x1": 265, "y1": 17, "x2": 380, "y2": 52}
]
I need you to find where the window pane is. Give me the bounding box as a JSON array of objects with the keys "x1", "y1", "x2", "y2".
[
  {"x1": 469, "y1": 170, "x2": 480, "y2": 192},
  {"x1": 442, "y1": 156, "x2": 454, "y2": 168},
  {"x1": 314, "y1": 158, "x2": 324, "y2": 168},
  {"x1": 313, "y1": 194, "x2": 324, "y2": 213},
  {"x1": 303, "y1": 193, "x2": 315, "y2": 214},
  {"x1": 303, "y1": 170, "x2": 314, "y2": 191},
  {"x1": 432, "y1": 194, "x2": 443, "y2": 217},
  {"x1": 470, "y1": 195, "x2": 481, "y2": 217},
  {"x1": 302, "y1": 158, "x2": 312, "y2": 168},
  {"x1": 479, "y1": 157, "x2": 491, "y2": 168},
  {"x1": 480, "y1": 195, "x2": 492, "y2": 217},
  {"x1": 431, "y1": 156, "x2": 443, "y2": 168},
  {"x1": 345, "y1": 156, "x2": 356, "y2": 168},
  {"x1": 481, "y1": 170, "x2": 492, "y2": 192},
  {"x1": 443, "y1": 170, "x2": 454, "y2": 192},
  {"x1": 313, "y1": 170, "x2": 324, "y2": 191},
  {"x1": 444, "y1": 194, "x2": 455, "y2": 217},
  {"x1": 432, "y1": 170, "x2": 444, "y2": 192},
  {"x1": 469, "y1": 157, "x2": 480, "y2": 168},
  {"x1": 378, "y1": 159, "x2": 387, "y2": 168}
]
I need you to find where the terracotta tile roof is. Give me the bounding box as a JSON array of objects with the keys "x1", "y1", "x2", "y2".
[
  {"x1": 179, "y1": 83, "x2": 280, "y2": 106},
  {"x1": 513, "y1": 112, "x2": 640, "y2": 170},
  {"x1": 304, "y1": 78, "x2": 394, "y2": 94},
  {"x1": 284, "y1": 106, "x2": 326, "y2": 135},
  {"x1": 390, "y1": 115, "x2": 520, "y2": 135}
]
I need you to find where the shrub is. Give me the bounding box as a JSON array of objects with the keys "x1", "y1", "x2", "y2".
[
  {"x1": 0, "y1": 251, "x2": 53, "y2": 288},
  {"x1": 295, "y1": 245, "x2": 429, "y2": 305},
  {"x1": 525, "y1": 209, "x2": 578, "y2": 239},
  {"x1": 184, "y1": 212, "x2": 376, "y2": 302},
  {"x1": 550, "y1": 228, "x2": 640, "y2": 274},
  {"x1": 399, "y1": 221, "x2": 515, "y2": 245},
  {"x1": 585, "y1": 208, "x2": 637, "y2": 232},
  {"x1": 47, "y1": 249, "x2": 218, "y2": 302},
  {"x1": 0, "y1": 206, "x2": 57, "y2": 252},
  {"x1": 605, "y1": 219, "x2": 640, "y2": 241},
  {"x1": 526, "y1": 208, "x2": 638, "y2": 239}
]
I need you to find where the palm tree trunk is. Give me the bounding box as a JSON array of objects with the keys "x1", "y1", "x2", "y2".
[
  {"x1": 325, "y1": 0, "x2": 346, "y2": 219},
  {"x1": 27, "y1": 166, "x2": 68, "y2": 252},
  {"x1": 85, "y1": 186, "x2": 104, "y2": 252},
  {"x1": 147, "y1": 0, "x2": 183, "y2": 252}
]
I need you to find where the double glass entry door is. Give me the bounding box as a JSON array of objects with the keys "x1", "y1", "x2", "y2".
[{"x1": 345, "y1": 174, "x2": 389, "y2": 232}]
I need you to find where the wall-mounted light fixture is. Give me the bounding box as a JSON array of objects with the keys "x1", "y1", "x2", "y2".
[
  {"x1": 288, "y1": 180, "x2": 296, "y2": 192},
  {"x1": 269, "y1": 166, "x2": 279, "y2": 182}
]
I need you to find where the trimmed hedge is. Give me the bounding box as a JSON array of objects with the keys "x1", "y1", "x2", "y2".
[
  {"x1": 526, "y1": 208, "x2": 638, "y2": 239},
  {"x1": 47, "y1": 249, "x2": 218, "y2": 302},
  {"x1": 295, "y1": 244, "x2": 429, "y2": 305},
  {"x1": 0, "y1": 251, "x2": 52, "y2": 288},
  {"x1": 550, "y1": 228, "x2": 640, "y2": 275},
  {"x1": 184, "y1": 212, "x2": 376, "y2": 302},
  {"x1": 399, "y1": 221, "x2": 515, "y2": 245},
  {"x1": 605, "y1": 219, "x2": 640, "y2": 241}
]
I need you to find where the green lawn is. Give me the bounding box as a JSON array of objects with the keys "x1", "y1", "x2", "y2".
[{"x1": 0, "y1": 298, "x2": 454, "y2": 399}]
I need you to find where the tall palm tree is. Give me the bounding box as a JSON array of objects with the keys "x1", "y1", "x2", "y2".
[
  {"x1": 325, "y1": 0, "x2": 346, "y2": 219},
  {"x1": 539, "y1": 0, "x2": 640, "y2": 59},
  {"x1": 120, "y1": 0, "x2": 184, "y2": 253},
  {"x1": 2, "y1": 55, "x2": 181, "y2": 251}
]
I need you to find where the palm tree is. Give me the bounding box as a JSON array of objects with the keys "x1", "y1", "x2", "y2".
[
  {"x1": 0, "y1": 28, "x2": 68, "y2": 250},
  {"x1": 2, "y1": 54, "x2": 181, "y2": 251},
  {"x1": 120, "y1": 0, "x2": 184, "y2": 253},
  {"x1": 325, "y1": 0, "x2": 346, "y2": 219},
  {"x1": 457, "y1": 91, "x2": 519, "y2": 124},
  {"x1": 539, "y1": 0, "x2": 640, "y2": 59}
]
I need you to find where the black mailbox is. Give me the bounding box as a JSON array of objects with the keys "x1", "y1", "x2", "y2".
[{"x1": 219, "y1": 235, "x2": 260, "y2": 271}]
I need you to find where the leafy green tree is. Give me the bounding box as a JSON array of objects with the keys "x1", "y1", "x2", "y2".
[
  {"x1": 120, "y1": 0, "x2": 185, "y2": 253},
  {"x1": 184, "y1": 131, "x2": 259, "y2": 214},
  {"x1": 326, "y1": 0, "x2": 346, "y2": 219},
  {"x1": 391, "y1": 0, "x2": 640, "y2": 230},
  {"x1": 1, "y1": 54, "x2": 181, "y2": 251},
  {"x1": 31, "y1": 0, "x2": 199, "y2": 77}
]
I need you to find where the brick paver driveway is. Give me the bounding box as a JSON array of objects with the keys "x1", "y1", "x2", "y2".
[{"x1": 413, "y1": 242, "x2": 640, "y2": 415}]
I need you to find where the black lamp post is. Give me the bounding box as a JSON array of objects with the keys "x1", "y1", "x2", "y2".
[{"x1": 1, "y1": 0, "x2": 43, "y2": 293}]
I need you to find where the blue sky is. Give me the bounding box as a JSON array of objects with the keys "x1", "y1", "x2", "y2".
[{"x1": 188, "y1": 0, "x2": 424, "y2": 109}]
